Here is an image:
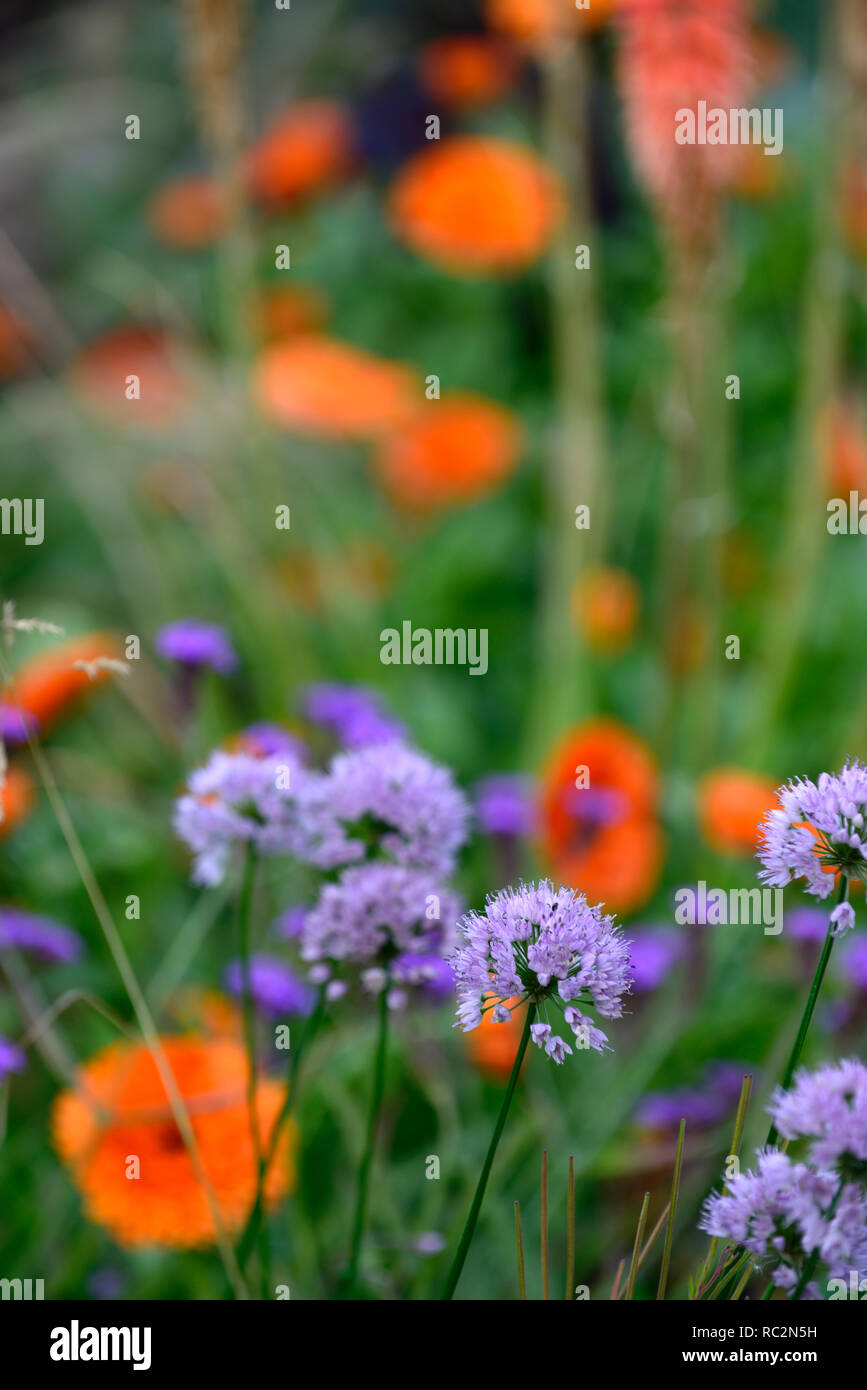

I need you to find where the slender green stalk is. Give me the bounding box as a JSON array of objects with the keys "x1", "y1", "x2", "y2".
[
  {"x1": 700, "y1": 1075, "x2": 753, "y2": 1287},
  {"x1": 515, "y1": 1202, "x2": 527, "y2": 1300},
  {"x1": 625, "y1": 1192, "x2": 650, "y2": 1301},
  {"x1": 766, "y1": 878, "x2": 849, "y2": 1147},
  {"x1": 657, "y1": 1120, "x2": 686, "y2": 1300},
  {"x1": 541, "y1": 1150, "x2": 549, "y2": 1300},
  {"x1": 344, "y1": 982, "x2": 391, "y2": 1291},
  {"x1": 236, "y1": 986, "x2": 328, "y2": 1274},
  {"x1": 441, "y1": 1003, "x2": 536, "y2": 1300},
  {"x1": 565, "y1": 1155, "x2": 575, "y2": 1302}
]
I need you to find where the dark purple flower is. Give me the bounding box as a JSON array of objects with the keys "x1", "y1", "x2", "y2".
[
  {"x1": 637, "y1": 1061, "x2": 749, "y2": 1131},
  {"x1": 0, "y1": 1035, "x2": 25, "y2": 1079},
  {"x1": 302, "y1": 683, "x2": 405, "y2": 749},
  {"x1": 392, "y1": 951, "x2": 454, "y2": 1002},
  {"x1": 225, "y1": 954, "x2": 315, "y2": 1018},
  {"x1": 562, "y1": 785, "x2": 630, "y2": 826},
  {"x1": 156, "y1": 620, "x2": 238, "y2": 674},
  {"x1": 274, "y1": 906, "x2": 308, "y2": 941},
  {"x1": 787, "y1": 907, "x2": 829, "y2": 944},
  {"x1": 474, "y1": 775, "x2": 535, "y2": 838},
  {"x1": 0, "y1": 706, "x2": 39, "y2": 746},
  {"x1": 629, "y1": 927, "x2": 684, "y2": 992},
  {"x1": 0, "y1": 908, "x2": 83, "y2": 964}
]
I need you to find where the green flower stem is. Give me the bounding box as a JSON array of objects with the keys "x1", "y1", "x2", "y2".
[
  {"x1": 236, "y1": 845, "x2": 268, "y2": 1292},
  {"x1": 766, "y1": 876, "x2": 849, "y2": 1147},
  {"x1": 441, "y1": 1003, "x2": 536, "y2": 1300},
  {"x1": 236, "y1": 985, "x2": 327, "y2": 1274},
  {"x1": 344, "y1": 980, "x2": 391, "y2": 1291}
]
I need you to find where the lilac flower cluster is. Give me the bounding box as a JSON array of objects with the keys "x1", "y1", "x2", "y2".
[
  {"x1": 301, "y1": 863, "x2": 460, "y2": 982},
  {"x1": 450, "y1": 880, "x2": 633, "y2": 1063},
  {"x1": 759, "y1": 763, "x2": 867, "y2": 911},
  {"x1": 225, "y1": 954, "x2": 315, "y2": 1018},
  {"x1": 303, "y1": 683, "x2": 405, "y2": 748},
  {"x1": 701, "y1": 1059, "x2": 867, "y2": 1296},
  {"x1": 173, "y1": 748, "x2": 306, "y2": 886}
]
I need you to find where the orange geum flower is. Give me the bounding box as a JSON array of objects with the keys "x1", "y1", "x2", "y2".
[
  {"x1": 0, "y1": 767, "x2": 35, "y2": 837},
  {"x1": 52, "y1": 1036, "x2": 294, "y2": 1249},
  {"x1": 699, "y1": 768, "x2": 778, "y2": 857},
  {"x1": 246, "y1": 100, "x2": 353, "y2": 208},
  {"x1": 465, "y1": 997, "x2": 528, "y2": 1081},
  {"x1": 4, "y1": 632, "x2": 124, "y2": 734},
  {"x1": 388, "y1": 136, "x2": 564, "y2": 275},
  {"x1": 485, "y1": 0, "x2": 616, "y2": 44},
  {"x1": 147, "y1": 175, "x2": 227, "y2": 250},
  {"x1": 373, "y1": 393, "x2": 522, "y2": 513},
  {"x1": 418, "y1": 35, "x2": 518, "y2": 111},
  {"x1": 571, "y1": 566, "x2": 641, "y2": 653},
  {"x1": 255, "y1": 334, "x2": 419, "y2": 439},
  {"x1": 540, "y1": 719, "x2": 663, "y2": 915}
]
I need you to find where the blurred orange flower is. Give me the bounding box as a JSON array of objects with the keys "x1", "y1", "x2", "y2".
[
  {"x1": 5, "y1": 632, "x2": 123, "y2": 734},
  {"x1": 246, "y1": 100, "x2": 353, "y2": 208},
  {"x1": 485, "y1": 0, "x2": 615, "y2": 44},
  {"x1": 699, "y1": 768, "x2": 777, "y2": 856},
  {"x1": 0, "y1": 303, "x2": 36, "y2": 378},
  {"x1": 820, "y1": 399, "x2": 867, "y2": 495},
  {"x1": 250, "y1": 284, "x2": 328, "y2": 342},
  {"x1": 147, "y1": 175, "x2": 226, "y2": 250},
  {"x1": 53, "y1": 1036, "x2": 293, "y2": 1248},
  {"x1": 465, "y1": 998, "x2": 527, "y2": 1080},
  {"x1": 255, "y1": 335, "x2": 419, "y2": 439},
  {"x1": 571, "y1": 566, "x2": 641, "y2": 652},
  {"x1": 418, "y1": 35, "x2": 518, "y2": 110},
  {"x1": 71, "y1": 327, "x2": 197, "y2": 431},
  {"x1": 0, "y1": 767, "x2": 35, "y2": 838},
  {"x1": 540, "y1": 718, "x2": 663, "y2": 914},
  {"x1": 388, "y1": 136, "x2": 563, "y2": 275},
  {"x1": 373, "y1": 394, "x2": 522, "y2": 512}
]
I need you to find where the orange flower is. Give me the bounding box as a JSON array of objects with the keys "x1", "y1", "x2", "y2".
[
  {"x1": 147, "y1": 175, "x2": 226, "y2": 250},
  {"x1": 53, "y1": 1036, "x2": 293, "y2": 1248},
  {"x1": 485, "y1": 0, "x2": 615, "y2": 44},
  {"x1": 0, "y1": 767, "x2": 35, "y2": 837},
  {"x1": 6, "y1": 632, "x2": 123, "y2": 733},
  {"x1": 388, "y1": 136, "x2": 564, "y2": 275},
  {"x1": 255, "y1": 335, "x2": 419, "y2": 439},
  {"x1": 820, "y1": 399, "x2": 867, "y2": 495},
  {"x1": 465, "y1": 998, "x2": 527, "y2": 1080},
  {"x1": 246, "y1": 100, "x2": 353, "y2": 208},
  {"x1": 165, "y1": 989, "x2": 242, "y2": 1040},
  {"x1": 250, "y1": 284, "x2": 328, "y2": 342},
  {"x1": 418, "y1": 36, "x2": 518, "y2": 110},
  {"x1": 571, "y1": 566, "x2": 641, "y2": 652},
  {"x1": 699, "y1": 768, "x2": 777, "y2": 856},
  {"x1": 373, "y1": 394, "x2": 522, "y2": 512},
  {"x1": 0, "y1": 303, "x2": 35, "y2": 378},
  {"x1": 71, "y1": 327, "x2": 197, "y2": 431},
  {"x1": 540, "y1": 719, "x2": 663, "y2": 914}
]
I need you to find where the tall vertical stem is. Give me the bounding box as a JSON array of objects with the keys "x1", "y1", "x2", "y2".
[{"x1": 345, "y1": 981, "x2": 390, "y2": 1291}]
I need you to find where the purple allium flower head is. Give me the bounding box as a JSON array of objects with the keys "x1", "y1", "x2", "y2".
[
  {"x1": 173, "y1": 748, "x2": 307, "y2": 886},
  {"x1": 474, "y1": 775, "x2": 536, "y2": 838},
  {"x1": 225, "y1": 954, "x2": 315, "y2": 1017},
  {"x1": 156, "y1": 619, "x2": 238, "y2": 674},
  {"x1": 238, "y1": 722, "x2": 307, "y2": 762},
  {"x1": 303, "y1": 683, "x2": 406, "y2": 749},
  {"x1": 0, "y1": 1035, "x2": 25, "y2": 1079},
  {"x1": 299, "y1": 742, "x2": 469, "y2": 877},
  {"x1": 0, "y1": 908, "x2": 83, "y2": 964},
  {"x1": 0, "y1": 705, "x2": 39, "y2": 746},
  {"x1": 392, "y1": 951, "x2": 454, "y2": 1002},
  {"x1": 758, "y1": 763, "x2": 867, "y2": 913},
  {"x1": 301, "y1": 862, "x2": 460, "y2": 969},
  {"x1": 769, "y1": 1059, "x2": 867, "y2": 1172},
  {"x1": 449, "y1": 880, "x2": 632, "y2": 1063},
  {"x1": 629, "y1": 927, "x2": 684, "y2": 992}
]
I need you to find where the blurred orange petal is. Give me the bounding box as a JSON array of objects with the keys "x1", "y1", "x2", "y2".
[
  {"x1": 485, "y1": 0, "x2": 615, "y2": 44},
  {"x1": 246, "y1": 100, "x2": 353, "y2": 207},
  {"x1": 7, "y1": 632, "x2": 123, "y2": 732},
  {"x1": 373, "y1": 393, "x2": 522, "y2": 512},
  {"x1": 418, "y1": 35, "x2": 519, "y2": 110},
  {"x1": 388, "y1": 136, "x2": 564, "y2": 275},
  {"x1": 699, "y1": 768, "x2": 777, "y2": 857},
  {"x1": 0, "y1": 767, "x2": 35, "y2": 838},
  {"x1": 71, "y1": 327, "x2": 198, "y2": 431},
  {"x1": 148, "y1": 175, "x2": 227, "y2": 250},
  {"x1": 255, "y1": 335, "x2": 419, "y2": 439},
  {"x1": 251, "y1": 284, "x2": 328, "y2": 342},
  {"x1": 571, "y1": 566, "x2": 641, "y2": 653}
]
